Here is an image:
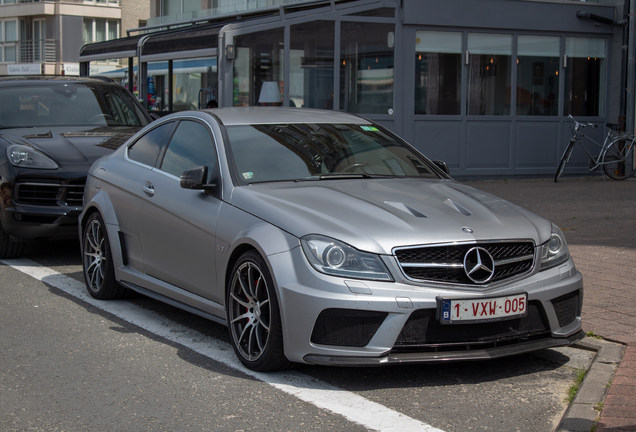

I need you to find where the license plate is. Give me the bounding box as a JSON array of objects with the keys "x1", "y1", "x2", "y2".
[{"x1": 438, "y1": 293, "x2": 527, "y2": 324}]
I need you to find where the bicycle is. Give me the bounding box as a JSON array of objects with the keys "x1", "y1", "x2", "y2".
[{"x1": 554, "y1": 114, "x2": 636, "y2": 182}]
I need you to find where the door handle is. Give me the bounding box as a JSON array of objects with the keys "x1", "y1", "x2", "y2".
[{"x1": 143, "y1": 181, "x2": 155, "y2": 197}]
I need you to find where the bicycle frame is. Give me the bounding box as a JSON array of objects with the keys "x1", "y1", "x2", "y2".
[{"x1": 565, "y1": 115, "x2": 633, "y2": 171}]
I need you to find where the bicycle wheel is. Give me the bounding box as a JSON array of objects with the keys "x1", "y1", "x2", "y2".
[
  {"x1": 555, "y1": 139, "x2": 576, "y2": 183},
  {"x1": 602, "y1": 137, "x2": 636, "y2": 180}
]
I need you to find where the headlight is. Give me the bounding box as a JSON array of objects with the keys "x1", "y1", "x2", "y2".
[
  {"x1": 540, "y1": 223, "x2": 569, "y2": 270},
  {"x1": 301, "y1": 235, "x2": 393, "y2": 281},
  {"x1": 7, "y1": 145, "x2": 58, "y2": 169}
]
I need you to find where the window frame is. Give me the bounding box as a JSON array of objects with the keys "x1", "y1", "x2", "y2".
[{"x1": 157, "y1": 118, "x2": 219, "y2": 183}]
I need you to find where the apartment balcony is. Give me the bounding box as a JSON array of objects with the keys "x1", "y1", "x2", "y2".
[
  {"x1": 8, "y1": 0, "x2": 120, "y2": 4},
  {"x1": 0, "y1": 0, "x2": 121, "y2": 18},
  {"x1": 1, "y1": 39, "x2": 56, "y2": 63}
]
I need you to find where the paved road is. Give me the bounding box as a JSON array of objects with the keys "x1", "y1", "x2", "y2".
[{"x1": 0, "y1": 237, "x2": 590, "y2": 432}]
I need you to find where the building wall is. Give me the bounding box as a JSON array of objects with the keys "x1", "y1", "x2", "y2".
[
  {"x1": 61, "y1": 15, "x2": 83, "y2": 64},
  {"x1": 122, "y1": 0, "x2": 151, "y2": 36}
]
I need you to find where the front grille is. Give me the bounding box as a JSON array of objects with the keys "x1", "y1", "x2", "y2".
[
  {"x1": 15, "y1": 181, "x2": 85, "y2": 206},
  {"x1": 311, "y1": 309, "x2": 388, "y2": 347},
  {"x1": 393, "y1": 301, "x2": 550, "y2": 350},
  {"x1": 552, "y1": 290, "x2": 581, "y2": 328},
  {"x1": 394, "y1": 241, "x2": 535, "y2": 285}
]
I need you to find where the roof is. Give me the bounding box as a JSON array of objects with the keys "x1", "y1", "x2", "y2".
[{"x1": 200, "y1": 107, "x2": 371, "y2": 126}]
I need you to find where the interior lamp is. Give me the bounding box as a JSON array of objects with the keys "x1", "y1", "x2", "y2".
[{"x1": 258, "y1": 81, "x2": 281, "y2": 105}]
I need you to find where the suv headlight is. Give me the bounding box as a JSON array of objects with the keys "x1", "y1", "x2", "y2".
[
  {"x1": 301, "y1": 235, "x2": 393, "y2": 281},
  {"x1": 7, "y1": 145, "x2": 58, "y2": 169},
  {"x1": 540, "y1": 223, "x2": 569, "y2": 270}
]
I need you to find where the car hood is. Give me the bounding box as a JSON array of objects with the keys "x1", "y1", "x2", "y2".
[
  {"x1": 1, "y1": 126, "x2": 140, "y2": 167},
  {"x1": 230, "y1": 179, "x2": 551, "y2": 255}
]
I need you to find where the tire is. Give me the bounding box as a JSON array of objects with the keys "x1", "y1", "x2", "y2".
[
  {"x1": 0, "y1": 220, "x2": 25, "y2": 259},
  {"x1": 226, "y1": 251, "x2": 291, "y2": 372},
  {"x1": 555, "y1": 139, "x2": 576, "y2": 183},
  {"x1": 602, "y1": 138, "x2": 636, "y2": 180},
  {"x1": 82, "y1": 212, "x2": 128, "y2": 300}
]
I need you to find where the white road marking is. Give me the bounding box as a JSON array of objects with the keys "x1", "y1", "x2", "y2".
[{"x1": 2, "y1": 258, "x2": 445, "y2": 432}]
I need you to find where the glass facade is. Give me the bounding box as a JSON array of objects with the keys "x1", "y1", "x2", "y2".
[
  {"x1": 340, "y1": 22, "x2": 395, "y2": 115},
  {"x1": 234, "y1": 28, "x2": 284, "y2": 107},
  {"x1": 290, "y1": 21, "x2": 334, "y2": 109},
  {"x1": 516, "y1": 36, "x2": 560, "y2": 116},
  {"x1": 148, "y1": 58, "x2": 218, "y2": 112},
  {"x1": 415, "y1": 31, "x2": 461, "y2": 115},
  {"x1": 467, "y1": 33, "x2": 512, "y2": 116},
  {"x1": 564, "y1": 37, "x2": 606, "y2": 117}
]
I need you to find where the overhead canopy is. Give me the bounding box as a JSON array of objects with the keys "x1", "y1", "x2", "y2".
[
  {"x1": 79, "y1": 35, "x2": 143, "y2": 61},
  {"x1": 142, "y1": 25, "x2": 221, "y2": 57}
]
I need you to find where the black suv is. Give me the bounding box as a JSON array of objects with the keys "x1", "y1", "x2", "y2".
[{"x1": 0, "y1": 76, "x2": 151, "y2": 258}]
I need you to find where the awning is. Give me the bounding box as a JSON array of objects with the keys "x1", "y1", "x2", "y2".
[
  {"x1": 79, "y1": 35, "x2": 143, "y2": 62},
  {"x1": 142, "y1": 25, "x2": 221, "y2": 57},
  {"x1": 79, "y1": 24, "x2": 222, "y2": 63}
]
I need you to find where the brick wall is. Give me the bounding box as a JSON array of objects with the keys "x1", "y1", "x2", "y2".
[{"x1": 122, "y1": 0, "x2": 151, "y2": 35}]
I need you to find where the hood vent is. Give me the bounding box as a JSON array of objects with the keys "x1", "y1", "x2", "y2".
[
  {"x1": 385, "y1": 201, "x2": 427, "y2": 218},
  {"x1": 444, "y1": 199, "x2": 472, "y2": 216}
]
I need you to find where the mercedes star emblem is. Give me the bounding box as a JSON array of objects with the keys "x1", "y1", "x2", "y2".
[{"x1": 463, "y1": 247, "x2": 496, "y2": 284}]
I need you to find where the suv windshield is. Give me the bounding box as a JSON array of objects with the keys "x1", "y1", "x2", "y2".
[
  {"x1": 0, "y1": 83, "x2": 149, "y2": 129},
  {"x1": 226, "y1": 123, "x2": 442, "y2": 184}
]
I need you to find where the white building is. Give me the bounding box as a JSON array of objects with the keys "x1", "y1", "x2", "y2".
[{"x1": 0, "y1": 0, "x2": 149, "y2": 76}]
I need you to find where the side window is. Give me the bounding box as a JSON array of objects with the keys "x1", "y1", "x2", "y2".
[
  {"x1": 128, "y1": 122, "x2": 173, "y2": 167},
  {"x1": 160, "y1": 120, "x2": 217, "y2": 181}
]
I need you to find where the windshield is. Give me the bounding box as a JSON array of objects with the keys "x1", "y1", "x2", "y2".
[
  {"x1": 0, "y1": 83, "x2": 149, "y2": 129},
  {"x1": 225, "y1": 123, "x2": 442, "y2": 184}
]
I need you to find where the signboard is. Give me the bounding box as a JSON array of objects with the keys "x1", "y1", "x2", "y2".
[
  {"x1": 7, "y1": 64, "x2": 41, "y2": 75},
  {"x1": 64, "y1": 63, "x2": 80, "y2": 76}
]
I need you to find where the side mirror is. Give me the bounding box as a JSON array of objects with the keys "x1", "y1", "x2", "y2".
[
  {"x1": 432, "y1": 160, "x2": 450, "y2": 175},
  {"x1": 180, "y1": 166, "x2": 216, "y2": 191}
]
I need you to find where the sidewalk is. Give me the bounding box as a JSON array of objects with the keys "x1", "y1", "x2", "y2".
[{"x1": 470, "y1": 176, "x2": 636, "y2": 432}]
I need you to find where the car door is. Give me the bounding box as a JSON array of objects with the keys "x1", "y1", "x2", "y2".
[
  {"x1": 116, "y1": 120, "x2": 176, "y2": 273},
  {"x1": 135, "y1": 118, "x2": 222, "y2": 302}
]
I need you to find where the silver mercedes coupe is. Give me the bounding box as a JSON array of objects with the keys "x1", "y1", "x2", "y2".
[{"x1": 79, "y1": 108, "x2": 584, "y2": 371}]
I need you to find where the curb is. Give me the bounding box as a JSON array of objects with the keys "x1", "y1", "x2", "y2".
[{"x1": 557, "y1": 337, "x2": 626, "y2": 432}]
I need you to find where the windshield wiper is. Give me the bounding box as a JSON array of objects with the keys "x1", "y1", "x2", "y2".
[
  {"x1": 319, "y1": 173, "x2": 373, "y2": 179},
  {"x1": 293, "y1": 174, "x2": 401, "y2": 182}
]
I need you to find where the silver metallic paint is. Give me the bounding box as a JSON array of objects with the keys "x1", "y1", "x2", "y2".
[{"x1": 80, "y1": 108, "x2": 583, "y2": 366}]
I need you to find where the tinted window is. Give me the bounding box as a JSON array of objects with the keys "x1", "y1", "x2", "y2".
[
  {"x1": 160, "y1": 120, "x2": 217, "y2": 181},
  {"x1": 0, "y1": 83, "x2": 149, "y2": 128},
  {"x1": 226, "y1": 123, "x2": 440, "y2": 184},
  {"x1": 128, "y1": 122, "x2": 173, "y2": 167}
]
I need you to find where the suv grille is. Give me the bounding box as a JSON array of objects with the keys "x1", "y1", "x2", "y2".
[
  {"x1": 15, "y1": 181, "x2": 85, "y2": 206},
  {"x1": 394, "y1": 241, "x2": 535, "y2": 285}
]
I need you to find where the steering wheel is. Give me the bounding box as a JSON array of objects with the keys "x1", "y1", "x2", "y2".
[{"x1": 87, "y1": 114, "x2": 114, "y2": 124}]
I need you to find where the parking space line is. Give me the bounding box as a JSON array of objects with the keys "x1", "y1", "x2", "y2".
[{"x1": 1, "y1": 258, "x2": 445, "y2": 432}]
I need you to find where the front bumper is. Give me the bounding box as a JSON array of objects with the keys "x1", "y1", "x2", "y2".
[
  {"x1": 304, "y1": 330, "x2": 585, "y2": 366},
  {"x1": 0, "y1": 172, "x2": 85, "y2": 241},
  {"x1": 1, "y1": 201, "x2": 83, "y2": 241},
  {"x1": 271, "y1": 247, "x2": 584, "y2": 365}
]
